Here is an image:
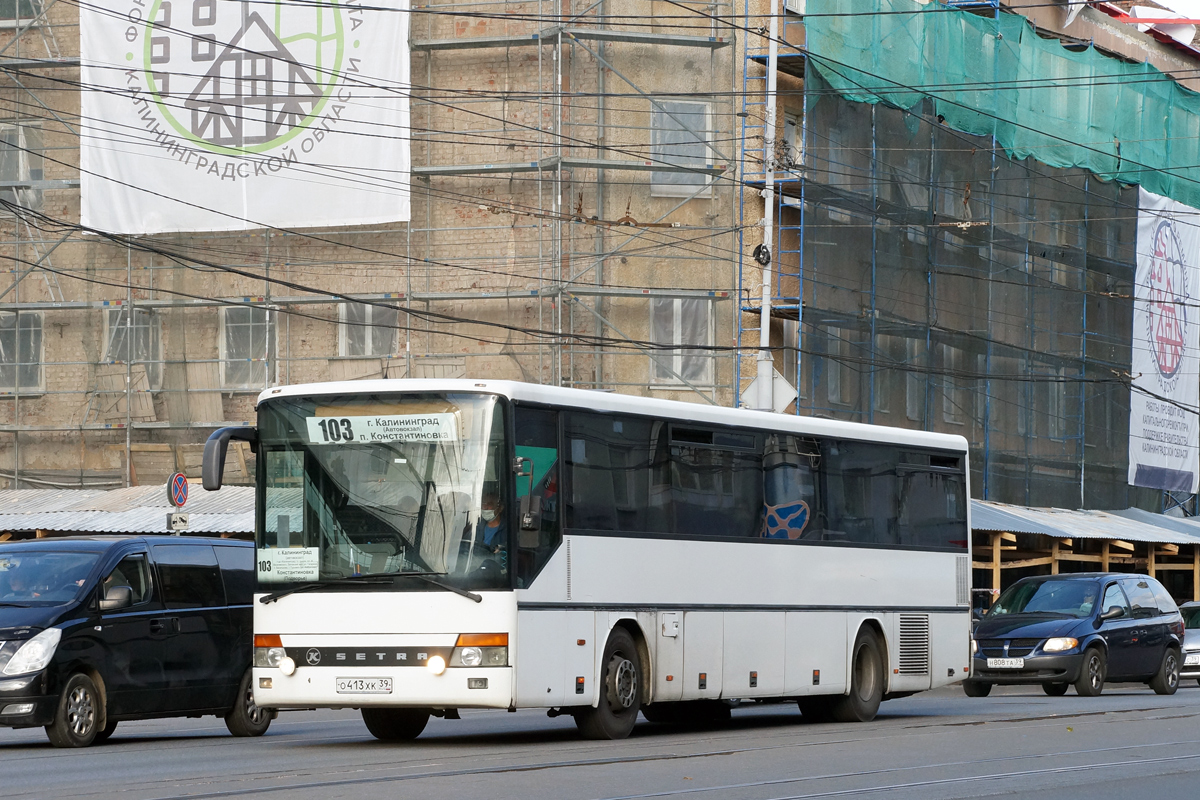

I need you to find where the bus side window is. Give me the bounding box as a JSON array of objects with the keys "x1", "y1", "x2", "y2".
[
  {"x1": 762, "y1": 435, "x2": 821, "y2": 539},
  {"x1": 821, "y1": 441, "x2": 899, "y2": 546},
  {"x1": 515, "y1": 406, "x2": 560, "y2": 588}
]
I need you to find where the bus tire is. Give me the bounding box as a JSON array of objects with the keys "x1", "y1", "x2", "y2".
[
  {"x1": 575, "y1": 627, "x2": 642, "y2": 740},
  {"x1": 361, "y1": 707, "x2": 431, "y2": 741},
  {"x1": 830, "y1": 627, "x2": 884, "y2": 723}
]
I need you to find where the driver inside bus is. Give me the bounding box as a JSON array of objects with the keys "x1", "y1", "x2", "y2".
[{"x1": 476, "y1": 492, "x2": 508, "y2": 568}]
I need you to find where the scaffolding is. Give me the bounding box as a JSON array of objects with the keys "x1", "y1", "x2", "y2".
[{"x1": 0, "y1": 0, "x2": 743, "y2": 488}]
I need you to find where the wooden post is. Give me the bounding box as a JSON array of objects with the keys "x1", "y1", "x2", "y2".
[
  {"x1": 1102, "y1": 541, "x2": 1110, "y2": 572},
  {"x1": 1148, "y1": 545, "x2": 1156, "y2": 580},
  {"x1": 1194, "y1": 546, "x2": 1199, "y2": 602},
  {"x1": 991, "y1": 531, "x2": 1001, "y2": 593},
  {"x1": 1051, "y1": 540, "x2": 1060, "y2": 575}
]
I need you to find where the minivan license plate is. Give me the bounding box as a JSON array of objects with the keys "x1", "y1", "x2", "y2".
[
  {"x1": 986, "y1": 658, "x2": 1024, "y2": 669},
  {"x1": 336, "y1": 677, "x2": 393, "y2": 694}
]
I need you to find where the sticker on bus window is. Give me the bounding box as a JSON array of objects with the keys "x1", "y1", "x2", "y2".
[
  {"x1": 305, "y1": 413, "x2": 458, "y2": 445},
  {"x1": 257, "y1": 547, "x2": 319, "y2": 583}
]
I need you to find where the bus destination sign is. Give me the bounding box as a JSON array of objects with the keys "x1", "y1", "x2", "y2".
[{"x1": 306, "y1": 413, "x2": 458, "y2": 445}]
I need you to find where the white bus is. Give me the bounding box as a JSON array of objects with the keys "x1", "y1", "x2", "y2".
[{"x1": 203, "y1": 379, "x2": 972, "y2": 740}]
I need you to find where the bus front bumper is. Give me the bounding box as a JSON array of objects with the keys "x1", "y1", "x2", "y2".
[{"x1": 252, "y1": 666, "x2": 513, "y2": 710}]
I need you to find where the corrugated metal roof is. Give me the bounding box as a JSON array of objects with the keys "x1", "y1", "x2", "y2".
[
  {"x1": 0, "y1": 486, "x2": 254, "y2": 535},
  {"x1": 972, "y1": 500, "x2": 1200, "y2": 545}
]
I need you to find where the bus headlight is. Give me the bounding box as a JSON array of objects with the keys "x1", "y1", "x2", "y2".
[
  {"x1": 253, "y1": 634, "x2": 287, "y2": 668},
  {"x1": 449, "y1": 634, "x2": 508, "y2": 668}
]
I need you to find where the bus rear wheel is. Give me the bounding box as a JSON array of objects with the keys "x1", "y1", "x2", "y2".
[
  {"x1": 575, "y1": 627, "x2": 642, "y2": 740},
  {"x1": 361, "y1": 707, "x2": 430, "y2": 741},
  {"x1": 830, "y1": 627, "x2": 884, "y2": 723}
]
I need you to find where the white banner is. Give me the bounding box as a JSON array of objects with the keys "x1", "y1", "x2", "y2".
[
  {"x1": 80, "y1": 0, "x2": 410, "y2": 234},
  {"x1": 1129, "y1": 188, "x2": 1200, "y2": 492}
]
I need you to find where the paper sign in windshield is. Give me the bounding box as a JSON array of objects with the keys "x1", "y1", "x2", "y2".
[
  {"x1": 257, "y1": 547, "x2": 319, "y2": 584},
  {"x1": 305, "y1": 413, "x2": 458, "y2": 445}
]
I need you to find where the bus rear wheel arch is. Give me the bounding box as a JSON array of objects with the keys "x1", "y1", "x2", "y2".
[{"x1": 574, "y1": 626, "x2": 643, "y2": 740}]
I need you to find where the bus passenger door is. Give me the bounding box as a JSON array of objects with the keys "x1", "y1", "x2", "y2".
[
  {"x1": 655, "y1": 612, "x2": 684, "y2": 702},
  {"x1": 681, "y1": 612, "x2": 723, "y2": 700},
  {"x1": 513, "y1": 405, "x2": 560, "y2": 590}
]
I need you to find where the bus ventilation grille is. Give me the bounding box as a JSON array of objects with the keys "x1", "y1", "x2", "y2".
[
  {"x1": 898, "y1": 615, "x2": 930, "y2": 676},
  {"x1": 955, "y1": 556, "x2": 969, "y2": 606}
]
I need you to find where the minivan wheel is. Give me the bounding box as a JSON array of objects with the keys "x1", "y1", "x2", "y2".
[
  {"x1": 1150, "y1": 648, "x2": 1181, "y2": 696},
  {"x1": 962, "y1": 680, "x2": 992, "y2": 698},
  {"x1": 225, "y1": 668, "x2": 274, "y2": 737},
  {"x1": 45, "y1": 673, "x2": 101, "y2": 748},
  {"x1": 1074, "y1": 648, "x2": 1106, "y2": 697},
  {"x1": 1042, "y1": 682, "x2": 1069, "y2": 697}
]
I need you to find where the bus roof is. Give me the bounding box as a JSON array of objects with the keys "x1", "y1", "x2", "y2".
[{"x1": 258, "y1": 379, "x2": 968, "y2": 453}]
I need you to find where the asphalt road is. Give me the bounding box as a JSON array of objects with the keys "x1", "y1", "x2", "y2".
[{"x1": 4, "y1": 683, "x2": 1200, "y2": 800}]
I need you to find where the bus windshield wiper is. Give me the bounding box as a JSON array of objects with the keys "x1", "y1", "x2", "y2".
[
  {"x1": 258, "y1": 571, "x2": 482, "y2": 604},
  {"x1": 393, "y1": 572, "x2": 483, "y2": 604},
  {"x1": 259, "y1": 574, "x2": 395, "y2": 604}
]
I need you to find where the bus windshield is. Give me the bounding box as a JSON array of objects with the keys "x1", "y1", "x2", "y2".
[{"x1": 256, "y1": 392, "x2": 508, "y2": 591}]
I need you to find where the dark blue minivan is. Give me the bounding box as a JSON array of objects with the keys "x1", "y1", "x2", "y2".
[
  {"x1": 0, "y1": 535, "x2": 271, "y2": 746},
  {"x1": 965, "y1": 573, "x2": 1185, "y2": 697}
]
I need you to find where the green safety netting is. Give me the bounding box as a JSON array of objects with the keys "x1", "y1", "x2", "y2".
[{"x1": 805, "y1": 0, "x2": 1200, "y2": 208}]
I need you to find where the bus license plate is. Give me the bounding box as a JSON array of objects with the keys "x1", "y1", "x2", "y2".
[
  {"x1": 336, "y1": 677, "x2": 393, "y2": 694},
  {"x1": 986, "y1": 658, "x2": 1024, "y2": 669}
]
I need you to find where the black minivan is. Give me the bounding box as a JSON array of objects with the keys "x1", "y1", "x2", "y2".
[
  {"x1": 965, "y1": 573, "x2": 1185, "y2": 697},
  {"x1": 0, "y1": 535, "x2": 271, "y2": 747}
]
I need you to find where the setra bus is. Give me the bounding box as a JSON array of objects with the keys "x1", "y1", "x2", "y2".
[{"x1": 202, "y1": 379, "x2": 972, "y2": 740}]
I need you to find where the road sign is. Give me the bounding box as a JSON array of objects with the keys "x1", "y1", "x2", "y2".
[
  {"x1": 168, "y1": 472, "x2": 189, "y2": 507},
  {"x1": 167, "y1": 512, "x2": 190, "y2": 532}
]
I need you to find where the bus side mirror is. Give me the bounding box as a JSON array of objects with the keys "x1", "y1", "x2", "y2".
[{"x1": 202, "y1": 427, "x2": 259, "y2": 491}]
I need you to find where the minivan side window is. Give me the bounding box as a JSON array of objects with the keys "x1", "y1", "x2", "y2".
[
  {"x1": 1120, "y1": 579, "x2": 1159, "y2": 619},
  {"x1": 1150, "y1": 581, "x2": 1179, "y2": 615},
  {"x1": 214, "y1": 545, "x2": 254, "y2": 605},
  {"x1": 1100, "y1": 583, "x2": 1129, "y2": 617},
  {"x1": 104, "y1": 554, "x2": 152, "y2": 605},
  {"x1": 152, "y1": 544, "x2": 226, "y2": 609}
]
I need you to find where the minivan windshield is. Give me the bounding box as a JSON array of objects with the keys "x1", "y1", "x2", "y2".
[
  {"x1": 0, "y1": 551, "x2": 100, "y2": 605},
  {"x1": 989, "y1": 579, "x2": 1101, "y2": 619}
]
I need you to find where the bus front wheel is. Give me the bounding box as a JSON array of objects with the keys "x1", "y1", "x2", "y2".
[
  {"x1": 830, "y1": 627, "x2": 884, "y2": 723},
  {"x1": 362, "y1": 707, "x2": 430, "y2": 741},
  {"x1": 575, "y1": 627, "x2": 642, "y2": 740}
]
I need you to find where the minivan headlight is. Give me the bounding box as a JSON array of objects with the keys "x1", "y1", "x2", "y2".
[
  {"x1": 3, "y1": 628, "x2": 62, "y2": 675},
  {"x1": 1043, "y1": 637, "x2": 1079, "y2": 652}
]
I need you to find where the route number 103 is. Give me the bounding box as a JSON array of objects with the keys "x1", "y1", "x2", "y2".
[{"x1": 316, "y1": 418, "x2": 355, "y2": 442}]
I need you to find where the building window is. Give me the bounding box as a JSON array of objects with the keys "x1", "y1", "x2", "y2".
[
  {"x1": 0, "y1": 0, "x2": 39, "y2": 24},
  {"x1": 650, "y1": 298, "x2": 712, "y2": 385},
  {"x1": 220, "y1": 306, "x2": 275, "y2": 389},
  {"x1": 1048, "y1": 366, "x2": 1067, "y2": 439},
  {"x1": 651, "y1": 100, "x2": 713, "y2": 197},
  {"x1": 339, "y1": 302, "x2": 398, "y2": 357},
  {"x1": 780, "y1": 113, "x2": 802, "y2": 172},
  {"x1": 0, "y1": 123, "x2": 43, "y2": 209},
  {"x1": 942, "y1": 344, "x2": 965, "y2": 425},
  {"x1": 0, "y1": 311, "x2": 42, "y2": 391},
  {"x1": 104, "y1": 308, "x2": 162, "y2": 389},
  {"x1": 826, "y1": 331, "x2": 853, "y2": 406},
  {"x1": 905, "y1": 337, "x2": 926, "y2": 423}
]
